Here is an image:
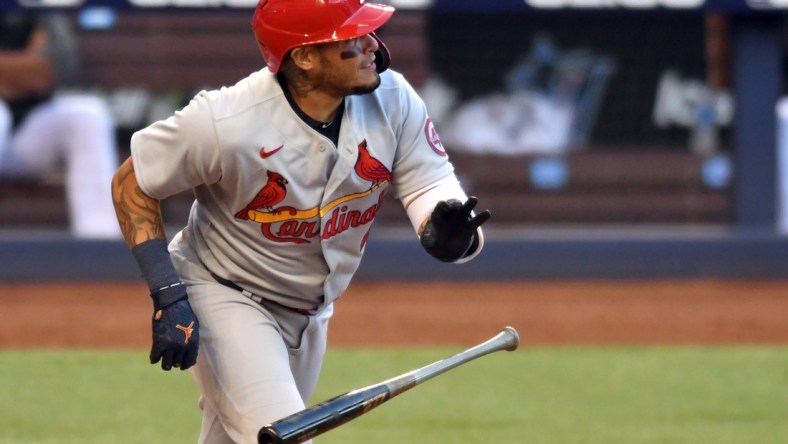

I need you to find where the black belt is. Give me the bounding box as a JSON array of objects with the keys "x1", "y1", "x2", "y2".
[{"x1": 210, "y1": 272, "x2": 314, "y2": 316}]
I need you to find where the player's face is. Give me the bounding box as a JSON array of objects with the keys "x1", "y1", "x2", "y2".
[{"x1": 313, "y1": 34, "x2": 381, "y2": 97}]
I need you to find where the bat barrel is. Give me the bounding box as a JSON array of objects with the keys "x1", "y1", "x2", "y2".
[{"x1": 258, "y1": 385, "x2": 391, "y2": 444}]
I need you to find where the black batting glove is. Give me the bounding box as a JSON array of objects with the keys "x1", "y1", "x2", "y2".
[
  {"x1": 150, "y1": 296, "x2": 199, "y2": 371},
  {"x1": 420, "y1": 196, "x2": 491, "y2": 262}
]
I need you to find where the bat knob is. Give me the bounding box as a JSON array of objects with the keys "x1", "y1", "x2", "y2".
[{"x1": 502, "y1": 326, "x2": 520, "y2": 351}]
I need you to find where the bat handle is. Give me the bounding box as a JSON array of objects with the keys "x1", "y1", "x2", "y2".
[{"x1": 406, "y1": 326, "x2": 519, "y2": 387}]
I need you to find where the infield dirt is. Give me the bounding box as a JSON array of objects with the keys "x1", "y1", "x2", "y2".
[{"x1": 1, "y1": 279, "x2": 786, "y2": 348}]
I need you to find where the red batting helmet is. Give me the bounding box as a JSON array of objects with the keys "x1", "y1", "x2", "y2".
[
  {"x1": 252, "y1": 0, "x2": 394, "y2": 72},
  {"x1": 252, "y1": 0, "x2": 395, "y2": 74}
]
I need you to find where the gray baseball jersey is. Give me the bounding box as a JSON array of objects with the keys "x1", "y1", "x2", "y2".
[{"x1": 131, "y1": 68, "x2": 456, "y2": 312}]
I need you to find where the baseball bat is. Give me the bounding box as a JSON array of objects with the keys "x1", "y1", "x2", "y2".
[{"x1": 257, "y1": 326, "x2": 520, "y2": 444}]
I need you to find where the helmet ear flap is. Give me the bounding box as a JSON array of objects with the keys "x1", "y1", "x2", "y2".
[{"x1": 371, "y1": 32, "x2": 391, "y2": 73}]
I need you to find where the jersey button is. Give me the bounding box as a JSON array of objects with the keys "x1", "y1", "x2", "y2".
[{"x1": 318, "y1": 144, "x2": 327, "y2": 152}]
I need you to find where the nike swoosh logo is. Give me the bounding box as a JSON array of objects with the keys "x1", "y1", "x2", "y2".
[{"x1": 259, "y1": 144, "x2": 283, "y2": 158}]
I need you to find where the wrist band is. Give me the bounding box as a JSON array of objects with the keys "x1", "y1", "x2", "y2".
[
  {"x1": 154, "y1": 282, "x2": 184, "y2": 292},
  {"x1": 131, "y1": 239, "x2": 187, "y2": 309},
  {"x1": 150, "y1": 283, "x2": 187, "y2": 310}
]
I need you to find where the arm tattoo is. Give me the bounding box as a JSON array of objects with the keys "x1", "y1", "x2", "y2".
[{"x1": 111, "y1": 161, "x2": 166, "y2": 247}]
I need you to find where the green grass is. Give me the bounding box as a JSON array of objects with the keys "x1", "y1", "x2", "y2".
[
  {"x1": 1, "y1": 347, "x2": 786, "y2": 443},
  {"x1": 0, "y1": 350, "x2": 199, "y2": 444}
]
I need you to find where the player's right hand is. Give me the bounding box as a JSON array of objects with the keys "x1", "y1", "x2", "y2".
[{"x1": 150, "y1": 297, "x2": 200, "y2": 371}]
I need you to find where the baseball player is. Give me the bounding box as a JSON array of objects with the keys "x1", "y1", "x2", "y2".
[
  {"x1": 0, "y1": 12, "x2": 120, "y2": 238},
  {"x1": 111, "y1": 1, "x2": 490, "y2": 443}
]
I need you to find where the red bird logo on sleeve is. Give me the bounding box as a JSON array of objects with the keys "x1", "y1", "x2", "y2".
[
  {"x1": 235, "y1": 170, "x2": 289, "y2": 220},
  {"x1": 354, "y1": 139, "x2": 391, "y2": 185}
]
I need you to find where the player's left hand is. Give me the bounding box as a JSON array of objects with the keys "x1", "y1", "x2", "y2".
[
  {"x1": 420, "y1": 196, "x2": 491, "y2": 262},
  {"x1": 150, "y1": 297, "x2": 200, "y2": 371}
]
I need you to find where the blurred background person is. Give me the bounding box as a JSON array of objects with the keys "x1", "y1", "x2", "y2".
[{"x1": 0, "y1": 12, "x2": 120, "y2": 239}]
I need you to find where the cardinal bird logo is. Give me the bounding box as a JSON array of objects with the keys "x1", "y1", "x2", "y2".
[
  {"x1": 235, "y1": 170, "x2": 289, "y2": 219},
  {"x1": 354, "y1": 139, "x2": 391, "y2": 185}
]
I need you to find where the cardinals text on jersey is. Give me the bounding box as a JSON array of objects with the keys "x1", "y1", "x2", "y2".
[{"x1": 237, "y1": 139, "x2": 390, "y2": 248}]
